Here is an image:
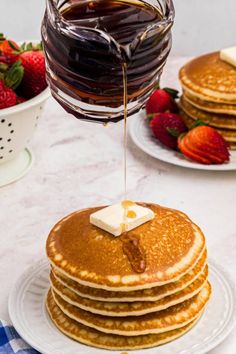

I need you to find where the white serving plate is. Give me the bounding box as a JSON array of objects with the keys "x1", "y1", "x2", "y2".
[
  {"x1": 129, "y1": 111, "x2": 236, "y2": 171},
  {"x1": 8, "y1": 259, "x2": 236, "y2": 354}
]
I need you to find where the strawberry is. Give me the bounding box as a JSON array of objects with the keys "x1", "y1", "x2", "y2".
[
  {"x1": 150, "y1": 113, "x2": 187, "y2": 150},
  {"x1": 178, "y1": 126, "x2": 230, "y2": 164},
  {"x1": 0, "y1": 53, "x2": 15, "y2": 66},
  {"x1": 146, "y1": 88, "x2": 179, "y2": 115},
  {"x1": 0, "y1": 37, "x2": 20, "y2": 63},
  {"x1": 19, "y1": 50, "x2": 47, "y2": 98},
  {"x1": 0, "y1": 80, "x2": 17, "y2": 109},
  {"x1": 17, "y1": 96, "x2": 27, "y2": 104}
]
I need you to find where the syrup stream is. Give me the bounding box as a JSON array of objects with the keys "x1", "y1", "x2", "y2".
[
  {"x1": 122, "y1": 62, "x2": 128, "y2": 201},
  {"x1": 121, "y1": 63, "x2": 146, "y2": 273}
]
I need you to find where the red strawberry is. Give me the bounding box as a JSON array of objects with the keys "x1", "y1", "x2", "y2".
[
  {"x1": 146, "y1": 88, "x2": 179, "y2": 115},
  {"x1": 17, "y1": 96, "x2": 27, "y2": 104},
  {"x1": 0, "y1": 53, "x2": 14, "y2": 66},
  {"x1": 0, "y1": 39, "x2": 20, "y2": 63},
  {"x1": 0, "y1": 80, "x2": 17, "y2": 109},
  {"x1": 150, "y1": 113, "x2": 187, "y2": 150},
  {"x1": 178, "y1": 126, "x2": 230, "y2": 165},
  {"x1": 19, "y1": 51, "x2": 47, "y2": 98}
]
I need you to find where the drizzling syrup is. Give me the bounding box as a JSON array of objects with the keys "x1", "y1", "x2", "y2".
[{"x1": 121, "y1": 233, "x2": 146, "y2": 273}]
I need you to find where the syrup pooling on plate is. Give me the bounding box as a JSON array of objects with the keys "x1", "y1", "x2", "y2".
[{"x1": 42, "y1": 0, "x2": 173, "y2": 122}]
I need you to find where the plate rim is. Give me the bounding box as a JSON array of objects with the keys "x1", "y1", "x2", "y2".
[{"x1": 129, "y1": 113, "x2": 236, "y2": 171}]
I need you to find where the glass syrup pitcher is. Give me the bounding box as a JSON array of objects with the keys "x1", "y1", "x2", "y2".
[{"x1": 42, "y1": 0, "x2": 174, "y2": 123}]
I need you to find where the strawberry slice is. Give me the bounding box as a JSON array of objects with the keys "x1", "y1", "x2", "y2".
[
  {"x1": 184, "y1": 134, "x2": 224, "y2": 164},
  {"x1": 178, "y1": 135, "x2": 211, "y2": 164},
  {"x1": 188, "y1": 127, "x2": 230, "y2": 162},
  {"x1": 178, "y1": 126, "x2": 230, "y2": 165}
]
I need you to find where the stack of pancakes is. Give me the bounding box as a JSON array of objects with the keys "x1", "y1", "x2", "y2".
[
  {"x1": 179, "y1": 52, "x2": 236, "y2": 149},
  {"x1": 46, "y1": 203, "x2": 211, "y2": 350}
]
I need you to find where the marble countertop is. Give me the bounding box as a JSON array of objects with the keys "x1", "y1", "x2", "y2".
[{"x1": 0, "y1": 57, "x2": 236, "y2": 353}]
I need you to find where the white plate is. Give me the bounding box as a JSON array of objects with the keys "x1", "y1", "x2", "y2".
[
  {"x1": 8, "y1": 259, "x2": 236, "y2": 354},
  {"x1": 129, "y1": 112, "x2": 236, "y2": 171}
]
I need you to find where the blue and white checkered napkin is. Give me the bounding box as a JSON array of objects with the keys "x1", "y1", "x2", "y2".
[{"x1": 0, "y1": 320, "x2": 40, "y2": 354}]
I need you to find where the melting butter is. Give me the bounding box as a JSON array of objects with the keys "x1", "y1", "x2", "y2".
[{"x1": 90, "y1": 202, "x2": 154, "y2": 236}]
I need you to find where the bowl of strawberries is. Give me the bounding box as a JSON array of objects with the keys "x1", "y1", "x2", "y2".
[{"x1": 0, "y1": 34, "x2": 50, "y2": 186}]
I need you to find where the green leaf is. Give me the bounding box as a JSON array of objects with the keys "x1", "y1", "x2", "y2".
[
  {"x1": 20, "y1": 41, "x2": 43, "y2": 53},
  {"x1": 8, "y1": 40, "x2": 20, "y2": 52},
  {"x1": 20, "y1": 42, "x2": 26, "y2": 51},
  {"x1": 163, "y1": 87, "x2": 179, "y2": 100},
  {"x1": 4, "y1": 60, "x2": 24, "y2": 90},
  {"x1": 166, "y1": 127, "x2": 180, "y2": 137},
  {"x1": 26, "y1": 42, "x2": 33, "y2": 51},
  {"x1": 0, "y1": 63, "x2": 8, "y2": 72},
  {"x1": 36, "y1": 41, "x2": 43, "y2": 51},
  {"x1": 146, "y1": 113, "x2": 155, "y2": 120},
  {"x1": 192, "y1": 119, "x2": 208, "y2": 128}
]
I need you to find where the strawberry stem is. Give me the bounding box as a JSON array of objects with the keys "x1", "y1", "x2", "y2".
[
  {"x1": 0, "y1": 63, "x2": 8, "y2": 72},
  {"x1": 191, "y1": 119, "x2": 208, "y2": 128},
  {"x1": 4, "y1": 60, "x2": 24, "y2": 90},
  {"x1": 146, "y1": 113, "x2": 156, "y2": 120},
  {"x1": 8, "y1": 40, "x2": 20, "y2": 52},
  {"x1": 20, "y1": 41, "x2": 43, "y2": 53},
  {"x1": 163, "y1": 87, "x2": 179, "y2": 100},
  {"x1": 0, "y1": 33, "x2": 5, "y2": 43},
  {"x1": 166, "y1": 127, "x2": 181, "y2": 137}
]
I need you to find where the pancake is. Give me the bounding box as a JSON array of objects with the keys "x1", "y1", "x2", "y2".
[
  {"x1": 180, "y1": 96, "x2": 236, "y2": 130},
  {"x1": 52, "y1": 249, "x2": 207, "y2": 302},
  {"x1": 50, "y1": 265, "x2": 208, "y2": 317},
  {"x1": 179, "y1": 109, "x2": 236, "y2": 149},
  {"x1": 51, "y1": 281, "x2": 211, "y2": 336},
  {"x1": 46, "y1": 289, "x2": 202, "y2": 350},
  {"x1": 46, "y1": 204, "x2": 206, "y2": 291},
  {"x1": 179, "y1": 52, "x2": 236, "y2": 103},
  {"x1": 184, "y1": 90, "x2": 236, "y2": 116}
]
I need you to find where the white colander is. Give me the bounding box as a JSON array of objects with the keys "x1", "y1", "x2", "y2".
[{"x1": 0, "y1": 88, "x2": 50, "y2": 163}]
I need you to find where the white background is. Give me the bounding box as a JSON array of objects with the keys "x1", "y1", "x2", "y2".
[{"x1": 0, "y1": 0, "x2": 236, "y2": 56}]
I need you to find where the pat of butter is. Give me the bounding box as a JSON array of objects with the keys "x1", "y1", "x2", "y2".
[
  {"x1": 90, "y1": 203, "x2": 154, "y2": 236},
  {"x1": 220, "y1": 47, "x2": 236, "y2": 68}
]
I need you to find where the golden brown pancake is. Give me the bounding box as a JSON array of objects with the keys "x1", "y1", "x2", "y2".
[
  {"x1": 46, "y1": 289, "x2": 202, "y2": 350},
  {"x1": 52, "y1": 249, "x2": 207, "y2": 302},
  {"x1": 50, "y1": 266, "x2": 208, "y2": 317},
  {"x1": 51, "y1": 266, "x2": 208, "y2": 317},
  {"x1": 51, "y1": 282, "x2": 211, "y2": 336},
  {"x1": 179, "y1": 52, "x2": 236, "y2": 103},
  {"x1": 180, "y1": 96, "x2": 236, "y2": 130},
  {"x1": 46, "y1": 204, "x2": 205, "y2": 291},
  {"x1": 184, "y1": 90, "x2": 236, "y2": 116}
]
